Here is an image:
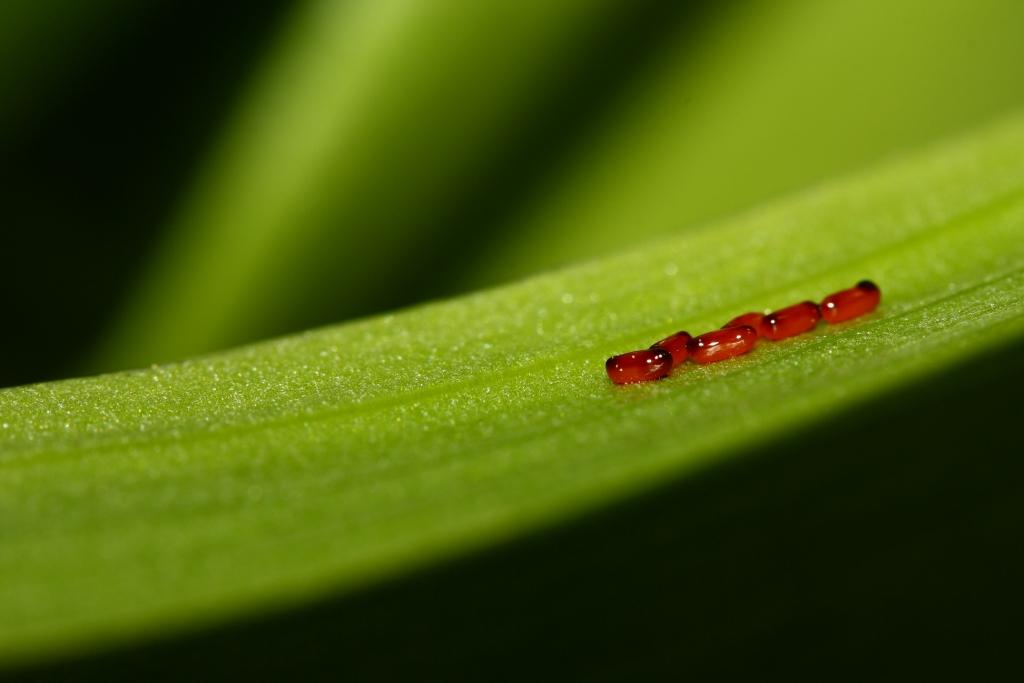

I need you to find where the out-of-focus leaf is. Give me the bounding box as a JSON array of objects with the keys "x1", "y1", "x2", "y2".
[
  {"x1": 1, "y1": 1, "x2": 292, "y2": 389},
  {"x1": 3, "y1": 114, "x2": 1024, "y2": 667},
  {"x1": 467, "y1": 0, "x2": 1024, "y2": 285},
  {"x1": 0, "y1": 0, "x2": 131, "y2": 130},
  {"x1": 93, "y1": 0, "x2": 681, "y2": 371}
]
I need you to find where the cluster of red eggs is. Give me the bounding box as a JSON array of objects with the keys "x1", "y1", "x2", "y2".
[{"x1": 605, "y1": 280, "x2": 881, "y2": 385}]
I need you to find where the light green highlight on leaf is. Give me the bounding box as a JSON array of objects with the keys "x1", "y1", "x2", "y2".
[
  {"x1": 94, "y1": 0, "x2": 635, "y2": 370},
  {"x1": 469, "y1": 0, "x2": 1024, "y2": 285}
]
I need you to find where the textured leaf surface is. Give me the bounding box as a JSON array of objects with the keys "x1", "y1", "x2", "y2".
[{"x1": 3, "y1": 114, "x2": 1024, "y2": 665}]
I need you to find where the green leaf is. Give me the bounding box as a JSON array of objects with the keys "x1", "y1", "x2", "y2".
[
  {"x1": 93, "y1": 0, "x2": 1024, "y2": 375},
  {"x1": 3, "y1": 113, "x2": 1024, "y2": 667},
  {"x1": 91, "y1": 0, "x2": 656, "y2": 371},
  {"x1": 467, "y1": 0, "x2": 1024, "y2": 286},
  {"x1": 0, "y1": 0, "x2": 130, "y2": 130}
]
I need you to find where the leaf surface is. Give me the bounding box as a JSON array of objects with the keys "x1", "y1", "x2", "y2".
[{"x1": 3, "y1": 114, "x2": 1024, "y2": 665}]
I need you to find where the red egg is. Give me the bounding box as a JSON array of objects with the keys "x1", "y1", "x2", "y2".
[
  {"x1": 686, "y1": 326, "x2": 758, "y2": 364},
  {"x1": 651, "y1": 330, "x2": 692, "y2": 367},
  {"x1": 723, "y1": 312, "x2": 765, "y2": 334},
  {"x1": 760, "y1": 301, "x2": 821, "y2": 340},
  {"x1": 606, "y1": 347, "x2": 673, "y2": 384},
  {"x1": 821, "y1": 280, "x2": 881, "y2": 323}
]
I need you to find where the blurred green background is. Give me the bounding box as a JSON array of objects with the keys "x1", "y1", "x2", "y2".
[{"x1": 3, "y1": 0, "x2": 1024, "y2": 387}]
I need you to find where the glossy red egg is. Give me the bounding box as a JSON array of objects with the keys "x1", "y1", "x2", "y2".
[
  {"x1": 821, "y1": 280, "x2": 881, "y2": 323},
  {"x1": 606, "y1": 347, "x2": 674, "y2": 384},
  {"x1": 760, "y1": 301, "x2": 821, "y2": 340},
  {"x1": 651, "y1": 331, "x2": 692, "y2": 367},
  {"x1": 686, "y1": 326, "x2": 758, "y2": 364}
]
